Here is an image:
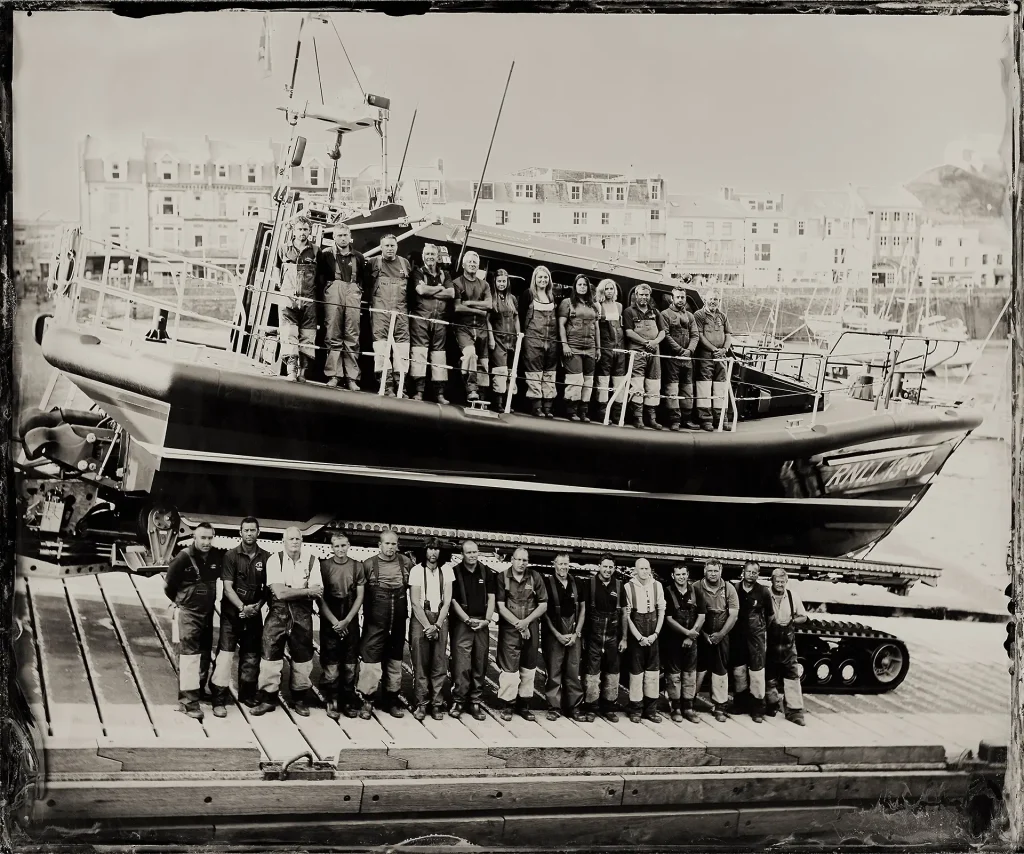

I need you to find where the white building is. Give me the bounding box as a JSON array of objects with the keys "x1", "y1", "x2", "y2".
[
  {"x1": 13, "y1": 219, "x2": 73, "y2": 281},
  {"x1": 918, "y1": 220, "x2": 1010, "y2": 289},
  {"x1": 782, "y1": 190, "x2": 872, "y2": 290},
  {"x1": 665, "y1": 193, "x2": 747, "y2": 284},
  {"x1": 856, "y1": 186, "x2": 923, "y2": 288}
]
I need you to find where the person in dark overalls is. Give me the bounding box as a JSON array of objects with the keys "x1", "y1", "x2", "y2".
[
  {"x1": 251, "y1": 527, "x2": 323, "y2": 717},
  {"x1": 318, "y1": 222, "x2": 369, "y2": 391},
  {"x1": 542, "y1": 554, "x2": 587, "y2": 721},
  {"x1": 661, "y1": 564, "x2": 706, "y2": 723},
  {"x1": 581, "y1": 554, "x2": 627, "y2": 722},
  {"x1": 278, "y1": 215, "x2": 318, "y2": 382},
  {"x1": 409, "y1": 244, "x2": 454, "y2": 402},
  {"x1": 695, "y1": 559, "x2": 739, "y2": 722},
  {"x1": 319, "y1": 531, "x2": 366, "y2": 720},
  {"x1": 766, "y1": 568, "x2": 807, "y2": 726},
  {"x1": 558, "y1": 275, "x2": 601, "y2": 422},
  {"x1": 730, "y1": 560, "x2": 773, "y2": 723},
  {"x1": 622, "y1": 283, "x2": 667, "y2": 430},
  {"x1": 357, "y1": 529, "x2": 412, "y2": 719},
  {"x1": 449, "y1": 540, "x2": 496, "y2": 721},
  {"x1": 519, "y1": 266, "x2": 559, "y2": 418},
  {"x1": 164, "y1": 521, "x2": 221, "y2": 721},
  {"x1": 594, "y1": 279, "x2": 627, "y2": 425},
  {"x1": 488, "y1": 269, "x2": 520, "y2": 412},
  {"x1": 210, "y1": 517, "x2": 269, "y2": 717},
  {"x1": 659, "y1": 284, "x2": 700, "y2": 431},
  {"x1": 495, "y1": 547, "x2": 548, "y2": 721},
  {"x1": 408, "y1": 537, "x2": 454, "y2": 721},
  {"x1": 453, "y1": 251, "x2": 493, "y2": 403},
  {"x1": 623, "y1": 558, "x2": 665, "y2": 723},
  {"x1": 693, "y1": 290, "x2": 734, "y2": 431},
  {"x1": 368, "y1": 235, "x2": 414, "y2": 396}
]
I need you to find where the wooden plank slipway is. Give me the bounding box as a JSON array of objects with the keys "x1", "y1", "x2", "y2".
[{"x1": 17, "y1": 576, "x2": 1008, "y2": 842}]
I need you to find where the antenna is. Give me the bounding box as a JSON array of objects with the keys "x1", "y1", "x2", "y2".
[
  {"x1": 392, "y1": 108, "x2": 418, "y2": 203},
  {"x1": 458, "y1": 60, "x2": 515, "y2": 269}
]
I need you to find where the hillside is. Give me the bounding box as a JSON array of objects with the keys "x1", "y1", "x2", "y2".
[{"x1": 906, "y1": 165, "x2": 1008, "y2": 222}]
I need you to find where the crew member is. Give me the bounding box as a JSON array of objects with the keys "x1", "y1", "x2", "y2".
[
  {"x1": 488, "y1": 269, "x2": 520, "y2": 412},
  {"x1": 278, "y1": 215, "x2": 318, "y2": 382},
  {"x1": 164, "y1": 521, "x2": 221, "y2": 720},
  {"x1": 368, "y1": 235, "x2": 413, "y2": 396},
  {"x1": 408, "y1": 538, "x2": 454, "y2": 721},
  {"x1": 660, "y1": 284, "x2": 699, "y2": 431},
  {"x1": 520, "y1": 266, "x2": 559, "y2": 418},
  {"x1": 582, "y1": 554, "x2": 627, "y2": 722},
  {"x1": 542, "y1": 554, "x2": 587, "y2": 721},
  {"x1": 251, "y1": 527, "x2": 323, "y2": 717},
  {"x1": 622, "y1": 283, "x2": 666, "y2": 430},
  {"x1": 450, "y1": 540, "x2": 496, "y2": 721},
  {"x1": 558, "y1": 276, "x2": 601, "y2": 423},
  {"x1": 409, "y1": 244, "x2": 454, "y2": 402},
  {"x1": 452, "y1": 250, "x2": 493, "y2": 402},
  {"x1": 318, "y1": 531, "x2": 365, "y2": 720},
  {"x1": 693, "y1": 289, "x2": 734, "y2": 431},
  {"x1": 495, "y1": 547, "x2": 548, "y2": 721},
  {"x1": 595, "y1": 279, "x2": 628, "y2": 425},
  {"x1": 210, "y1": 517, "x2": 270, "y2": 717},
  {"x1": 623, "y1": 558, "x2": 665, "y2": 723},
  {"x1": 730, "y1": 560, "x2": 772, "y2": 723},
  {"x1": 765, "y1": 568, "x2": 807, "y2": 726},
  {"x1": 318, "y1": 222, "x2": 368, "y2": 391},
  {"x1": 661, "y1": 563, "x2": 705, "y2": 723},
  {"x1": 695, "y1": 559, "x2": 738, "y2": 722},
  {"x1": 357, "y1": 528, "x2": 412, "y2": 719}
]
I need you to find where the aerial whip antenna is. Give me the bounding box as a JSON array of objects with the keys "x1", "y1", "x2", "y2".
[
  {"x1": 328, "y1": 15, "x2": 367, "y2": 99},
  {"x1": 458, "y1": 60, "x2": 515, "y2": 269},
  {"x1": 392, "y1": 108, "x2": 418, "y2": 204},
  {"x1": 312, "y1": 35, "x2": 324, "y2": 104}
]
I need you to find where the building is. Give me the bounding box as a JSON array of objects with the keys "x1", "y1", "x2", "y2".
[
  {"x1": 723, "y1": 188, "x2": 790, "y2": 288},
  {"x1": 856, "y1": 186, "x2": 923, "y2": 288},
  {"x1": 918, "y1": 220, "x2": 1010, "y2": 289},
  {"x1": 418, "y1": 167, "x2": 669, "y2": 270},
  {"x1": 781, "y1": 189, "x2": 872, "y2": 290},
  {"x1": 13, "y1": 219, "x2": 73, "y2": 281},
  {"x1": 664, "y1": 193, "x2": 747, "y2": 284}
]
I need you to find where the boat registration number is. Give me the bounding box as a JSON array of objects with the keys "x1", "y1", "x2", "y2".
[{"x1": 822, "y1": 449, "x2": 936, "y2": 493}]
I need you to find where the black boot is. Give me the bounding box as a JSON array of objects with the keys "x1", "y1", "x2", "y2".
[
  {"x1": 515, "y1": 697, "x2": 536, "y2": 722},
  {"x1": 530, "y1": 399, "x2": 543, "y2": 417},
  {"x1": 542, "y1": 399, "x2": 555, "y2": 419},
  {"x1": 296, "y1": 354, "x2": 309, "y2": 383},
  {"x1": 411, "y1": 377, "x2": 426, "y2": 401},
  {"x1": 251, "y1": 690, "x2": 279, "y2": 716},
  {"x1": 750, "y1": 695, "x2": 765, "y2": 724},
  {"x1": 569, "y1": 400, "x2": 582, "y2": 422},
  {"x1": 666, "y1": 410, "x2": 682, "y2": 432},
  {"x1": 432, "y1": 381, "x2": 449, "y2": 405},
  {"x1": 286, "y1": 356, "x2": 299, "y2": 382},
  {"x1": 609, "y1": 402, "x2": 623, "y2": 426},
  {"x1": 629, "y1": 402, "x2": 645, "y2": 429},
  {"x1": 466, "y1": 377, "x2": 480, "y2": 402},
  {"x1": 384, "y1": 691, "x2": 405, "y2": 718},
  {"x1": 643, "y1": 406, "x2": 664, "y2": 430},
  {"x1": 670, "y1": 699, "x2": 683, "y2": 723},
  {"x1": 681, "y1": 697, "x2": 700, "y2": 723}
]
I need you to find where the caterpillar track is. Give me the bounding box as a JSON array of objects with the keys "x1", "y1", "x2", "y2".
[{"x1": 795, "y1": 619, "x2": 910, "y2": 693}]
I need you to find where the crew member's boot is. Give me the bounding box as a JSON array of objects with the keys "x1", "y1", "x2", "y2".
[
  {"x1": 569, "y1": 400, "x2": 582, "y2": 422},
  {"x1": 629, "y1": 402, "x2": 645, "y2": 429},
  {"x1": 384, "y1": 691, "x2": 405, "y2": 718},
  {"x1": 515, "y1": 697, "x2": 536, "y2": 722},
  {"x1": 250, "y1": 690, "x2": 279, "y2": 716},
  {"x1": 580, "y1": 400, "x2": 592, "y2": 423},
  {"x1": 670, "y1": 699, "x2": 684, "y2": 723},
  {"x1": 642, "y1": 696, "x2": 663, "y2": 724},
  {"x1": 432, "y1": 381, "x2": 449, "y2": 404},
  {"x1": 731, "y1": 690, "x2": 749, "y2": 716},
  {"x1": 666, "y1": 409, "x2": 682, "y2": 432},
  {"x1": 286, "y1": 356, "x2": 299, "y2": 382},
  {"x1": 291, "y1": 689, "x2": 310, "y2": 717},
  {"x1": 765, "y1": 698, "x2": 781, "y2": 718},
  {"x1": 393, "y1": 374, "x2": 405, "y2": 398},
  {"x1": 465, "y1": 376, "x2": 480, "y2": 402},
  {"x1": 699, "y1": 407, "x2": 715, "y2": 432},
  {"x1": 295, "y1": 355, "x2": 308, "y2": 383},
  {"x1": 643, "y1": 406, "x2": 664, "y2": 431},
  {"x1": 530, "y1": 399, "x2": 543, "y2": 417},
  {"x1": 542, "y1": 398, "x2": 555, "y2": 419},
  {"x1": 681, "y1": 696, "x2": 700, "y2": 724},
  {"x1": 609, "y1": 402, "x2": 623, "y2": 426},
  {"x1": 750, "y1": 694, "x2": 766, "y2": 724},
  {"x1": 785, "y1": 708, "x2": 806, "y2": 726},
  {"x1": 411, "y1": 377, "x2": 426, "y2": 401},
  {"x1": 347, "y1": 378, "x2": 361, "y2": 392},
  {"x1": 326, "y1": 376, "x2": 341, "y2": 389}
]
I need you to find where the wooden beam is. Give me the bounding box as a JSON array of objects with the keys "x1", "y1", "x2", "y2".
[
  {"x1": 623, "y1": 770, "x2": 840, "y2": 806},
  {"x1": 501, "y1": 809, "x2": 740, "y2": 845},
  {"x1": 210, "y1": 816, "x2": 505, "y2": 846}
]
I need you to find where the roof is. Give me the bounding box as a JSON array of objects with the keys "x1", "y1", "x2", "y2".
[
  {"x1": 666, "y1": 194, "x2": 747, "y2": 219},
  {"x1": 81, "y1": 134, "x2": 145, "y2": 160},
  {"x1": 207, "y1": 138, "x2": 275, "y2": 165},
  {"x1": 787, "y1": 190, "x2": 868, "y2": 219},
  {"x1": 145, "y1": 136, "x2": 211, "y2": 163},
  {"x1": 857, "y1": 186, "x2": 923, "y2": 210}
]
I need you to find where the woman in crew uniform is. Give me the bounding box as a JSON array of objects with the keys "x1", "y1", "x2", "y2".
[
  {"x1": 623, "y1": 558, "x2": 665, "y2": 723},
  {"x1": 594, "y1": 279, "x2": 627, "y2": 425},
  {"x1": 495, "y1": 547, "x2": 548, "y2": 721},
  {"x1": 278, "y1": 215, "x2": 318, "y2": 383},
  {"x1": 542, "y1": 554, "x2": 587, "y2": 721},
  {"x1": 488, "y1": 269, "x2": 520, "y2": 412},
  {"x1": 730, "y1": 561, "x2": 773, "y2": 723},
  {"x1": 695, "y1": 559, "x2": 738, "y2": 723},
  {"x1": 765, "y1": 568, "x2": 807, "y2": 726},
  {"x1": 582, "y1": 554, "x2": 627, "y2": 722},
  {"x1": 519, "y1": 265, "x2": 559, "y2": 418},
  {"x1": 318, "y1": 531, "x2": 366, "y2": 720},
  {"x1": 558, "y1": 275, "x2": 601, "y2": 423},
  {"x1": 164, "y1": 521, "x2": 221, "y2": 721},
  {"x1": 408, "y1": 538, "x2": 454, "y2": 721},
  {"x1": 661, "y1": 564, "x2": 706, "y2": 723}
]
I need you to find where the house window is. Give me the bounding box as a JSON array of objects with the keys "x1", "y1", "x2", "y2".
[
  {"x1": 604, "y1": 186, "x2": 614, "y2": 202},
  {"x1": 219, "y1": 233, "x2": 228, "y2": 249},
  {"x1": 997, "y1": 254, "x2": 1004, "y2": 265},
  {"x1": 723, "y1": 222, "x2": 732, "y2": 236},
  {"x1": 192, "y1": 163, "x2": 203, "y2": 179},
  {"x1": 245, "y1": 197, "x2": 260, "y2": 217},
  {"x1": 161, "y1": 196, "x2": 176, "y2": 216},
  {"x1": 160, "y1": 158, "x2": 174, "y2": 181},
  {"x1": 894, "y1": 212, "x2": 901, "y2": 223},
  {"x1": 496, "y1": 209, "x2": 509, "y2": 226},
  {"x1": 684, "y1": 240, "x2": 697, "y2": 261},
  {"x1": 460, "y1": 209, "x2": 478, "y2": 223},
  {"x1": 246, "y1": 165, "x2": 258, "y2": 184},
  {"x1": 337, "y1": 178, "x2": 353, "y2": 195},
  {"x1": 880, "y1": 211, "x2": 889, "y2": 222},
  {"x1": 109, "y1": 162, "x2": 121, "y2": 181},
  {"x1": 218, "y1": 194, "x2": 227, "y2": 217},
  {"x1": 754, "y1": 243, "x2": 771, "y2": 262},
  {"x1": 982, "y1": 254, "x2": 989, "y2": 265},
  {"x1": 964, "y1": 256, "x2": 970, "y2": 267},
  {"x1": 826, "y1": 221, "x2": 833, "y2": 237},
  {"x1": 194, "y1": 233, "x2": 204, "y2": 249},
  {"x1": 650, "y1": 209, "x2": 660, "y2": 221},
  {"x1": 602, "y1": 212, "x2": 610, "y2": 225},
  {"x1": 683, "y1": 221, "x2": 693, "y2": 235},
  {"x1": 649, "y1": 183, "x2": 660, "y2": 201},
  {"x1": 750, "y1": 221, "x2": 757, "y2": 234},
  {"x1": 773, "y1": 221, "x2": 779, "y2": 234},
  {"x1": 748, "y1": 200, "x2": 757, "y2": 210},
  {"x1": 419, "y1": 182, "x2": 430, "y2": 199},
  {"x1": 834, "y1": 247, "x2": 846, "y2": 265},
  {"x1": 797, "y1": 221, "x2": 805, "y2": 236},
  {"x1": 706, "y1": 221, "x2": 715, "y2": 235},
  {"x1": 573, "y1": 211, "x2": 587, "y2": 225},
  {"x1": 217, "y1": 164, "x2": 227, "y2": 180},
  {"x1": 880, "y1": 236, "x2": 888, "y2": 247},
  {"x1": 472, "y1": 182, "x2": 494, "y2": 200},
  {"x1": 935, "y1": 237, "x2": 943, "y2": 247},
  {"x1": 514, "y1": 183, "x2": 534, "y2": 199},
  {"x1": 958, "y1": 237, "x2": 964, "y2": 247},
  {"x1": 949, "y1": 256, "x2": 955, "y2": 267},
  {"x1": 570, "y1": 184, "x2": 582, "y2": 202},
  {"x1": 194, "y1": 192, "x2": 202, "y2": 204},
  {"x1": 533, "y1": 212, "x2": 541, "y2": 225},
  {"x1": 616, "y1": 186, "x2": 625, "y2": 202},
  {"x1": 765, "y1": 199, "x2": 774, "y2": 211},
  {"x1": 907, "y1": 212, "x2": 915, "y2": 226},
  {"x1": 579, "y1": 236, "x2": 588, "y2": 246},
  {"x1": 894, "y1": 235, "x2": 902, "y2": 247},
  {"x1": 309, "y1": 165, "x2": 320, "y2": 187}
]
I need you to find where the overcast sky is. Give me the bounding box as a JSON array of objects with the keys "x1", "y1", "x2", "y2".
[{"x1": 13, "y1": 10, "x2": 1011, "y2": 221}]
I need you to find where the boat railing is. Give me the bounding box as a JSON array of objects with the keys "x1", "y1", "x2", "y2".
[{"x1": 47, "y1": 229, "x2": 263, "y2": 371}]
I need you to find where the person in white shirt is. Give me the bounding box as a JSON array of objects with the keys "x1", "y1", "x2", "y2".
[
  {"x1": 765, "y1": 568, "x2": 807, "y2": 726},
  {"x1": 623, "y1": 558, "x2": 666, "y2": 723},
  {"x1": 408, "y1": 538, "x2": 455, "y2": 720},
  {"x1": 251, "y1": 527, "x2": 323, "y2": 717}
]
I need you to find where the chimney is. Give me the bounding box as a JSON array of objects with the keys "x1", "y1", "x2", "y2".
[{"x1": 437, "y1": 158, "x2": 444, "y2": 174}]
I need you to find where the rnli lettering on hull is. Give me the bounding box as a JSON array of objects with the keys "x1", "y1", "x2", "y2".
[{"x1": 822, "y1": 449, "x2": 936, "y2": 494}]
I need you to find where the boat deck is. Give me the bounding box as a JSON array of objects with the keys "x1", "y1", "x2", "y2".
[{"x1": 15, "y1": 571, "x2": 1008, "y2": 844}]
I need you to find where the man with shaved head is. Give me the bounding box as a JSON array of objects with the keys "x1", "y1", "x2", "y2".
[
  {"x1": 765, "y1": 568, "x2": 807, "y2": 726},
  {"x1": 450, "y1": 539, "x2": 496, "y2": 720},
  {"x1": 693, "y1": 288, "x2": 733, "y2": 431},
  {"x1": 453, "y1": 251, "x2": 493, "y2": 403},
  {"x1": 623, "y1": 557, "x2": 666, "y2": 723},
  {"x1": 252, "y1": 527, "x2": 323, "y2": 717}
]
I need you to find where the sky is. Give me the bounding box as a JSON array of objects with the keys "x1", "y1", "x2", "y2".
[{"x1": 12, "y1": 10, "x2": 1012, "y2": 222}]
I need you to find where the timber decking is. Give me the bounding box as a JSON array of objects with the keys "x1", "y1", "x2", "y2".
[{"x1": 14, "y1": 573, "x2": 1007, "y2": 781}]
